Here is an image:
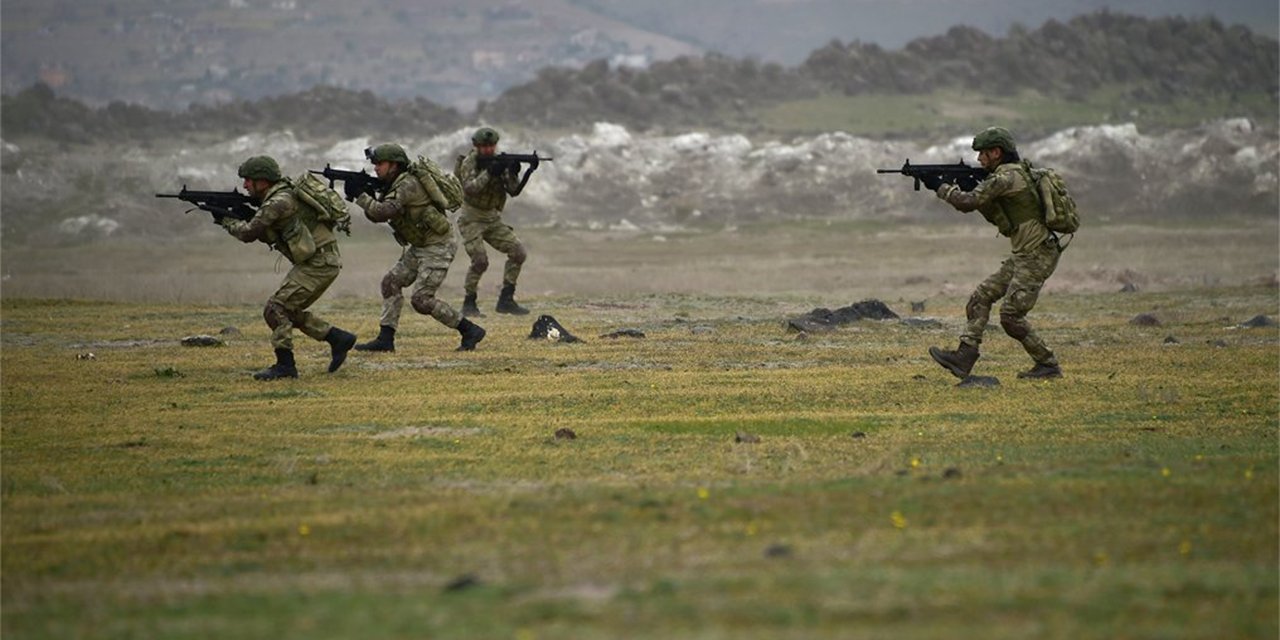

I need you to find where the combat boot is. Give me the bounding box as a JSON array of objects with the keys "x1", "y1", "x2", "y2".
[
  {"x1": 461, "y1": 292, "x2": 485, "y2": 318},
  {"x1": 253, "y1": 348, "x2": 298, "y2": 380},
  {"x1": 928, "y1": 342, "x2": 980, "y2": 379},
  {"x1": 495, "y1": 283, "x2": 530, "y2": 315},
  {"x1": 354, "y1": 325, "x2": 395, "y2": 352},
  {"x1": 456, "y1": 318, "x2": 486, "y2": 351},
  {"x1": 1017, "y1": 362, "x2": 1063, "y2": 379},
  {"x1": 324, "y1": 327, "x2": 357, "y2": 373}
]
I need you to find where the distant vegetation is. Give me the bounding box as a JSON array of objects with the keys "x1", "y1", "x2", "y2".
[{"x1": 2, "y1": 12, "x2": 1275, "y2": 142}]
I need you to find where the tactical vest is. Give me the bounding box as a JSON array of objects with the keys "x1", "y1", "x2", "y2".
[
  {"x1": 261, "y1": 183, "x2": 336, "y2": 264},
  {"x1": 977, "y1": 163, "x2": 1043, "y2": 237},
  {"x1": 386, "y1": 172, "x2": 450, "y2": 247},
  {"x1": 457, "y1": 151, "x2": 509, "y2": 212}
]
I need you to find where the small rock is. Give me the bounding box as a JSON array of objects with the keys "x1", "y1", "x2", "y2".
[
  {"x1": 1130, "y1": 313, "x2": 1161, "y2": 326},
  {"x1": 850, "y1": 431, "x2": 867, "y2": 439},
  {"x1": 75, "y1": 352, "x2": 96, "y2": 360},
  {"x1": 690, "y1": 325, "x2": 715, "y2": 335},
  {"x1": 1239, "y1": 314, "x2": 1278, "y2": 328},
  {"x1": 219, "y1": 326, "x2": 242, "y2": 337},
  {"x1": 443, "y1": 574, "x2": 480, "y2": 592},
  {"x1": 1120, "y1": 282, "x2": 1139, "y2": 293},
  {"x1": 957, "y1": 375, "x2": 1000, "y2": 388},
  {"x1": 1209, "y1": 339, "x2": 1229, "y2": 348},
  {"x1": 529, "y1": 315, "x2": 582, "y2": 343},
  {"x1": 910, "y1": 300, "x2": 926, "y2": 312},
  {"x1": 763, "y1": 543, "x2": 793, "y2": 558},
  {"x1": 1162, "y1": 335, "x2": 1180, "y2": 345},
  {"x1": 554, "y1": 428, "x2": 577, "y2": 440},
  {"x1": 942, "y1": 467, "x2": 963, "y2": 479},
  {"x1": 735, "y1": 431, "x2": 760, "y2": 444},
  {"x1": 181, "y1": 334, "x2": 225, "y2": 347}
]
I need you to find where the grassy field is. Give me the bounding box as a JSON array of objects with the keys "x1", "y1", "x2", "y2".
[{"x1": 2, "y1": 222, "x2": 1277, "y2": 639}]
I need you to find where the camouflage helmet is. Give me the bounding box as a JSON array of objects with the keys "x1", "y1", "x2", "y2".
[
  {"x1": 971, "y1": 126, "x2": 1017, "y2": 153},
  {"x1": 472, "y1": 127, "x2": 500, "y2": 145},
  {"x1": 237, "y1": 155, "x2": 282, "y2": 182},
  {"x1": 367, "y1": 143, "x2": 409, "y2": 166}
]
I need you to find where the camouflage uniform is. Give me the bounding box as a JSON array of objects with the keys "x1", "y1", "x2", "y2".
[
  {"x1": 936, "y1": 162, "x2": 1061, "y2": 368},
  {"x1": 456, "y1": 149, "x2": 528, "y2": 297},
  {"x1": 356, "y1": 171, "x2": 462, "y2": 331},
  {"x1": 222, "y1": 181, "x2": 342, "y2": 352}
]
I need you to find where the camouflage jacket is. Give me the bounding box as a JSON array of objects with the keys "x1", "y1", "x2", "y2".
[
  {"x1": 223, "y1": 181, "x2": 336, "y2": 264},
  {"x1": 356, "y1": 171, "x2": 450, "y2": 247},
  {"x1": 456, "y1": 150, "x2": 520, "y2": 214},
  {"x1": 937, "y1": 162, "x2": 1049, "y2": 254}
]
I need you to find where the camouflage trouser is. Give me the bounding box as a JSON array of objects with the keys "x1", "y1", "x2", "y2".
[
  {"x1": 265, "y1": 243, "x2": 341, "y2": 351},
  {"x1": 379, "y1": 240, "x2": 462, "y2": 330},
  {"x1": 458, "y1": 209, "x2": 527, "y2": 295},
  {"x1": 962, "y1": 239, "x2": 1061, "y2": 365}
]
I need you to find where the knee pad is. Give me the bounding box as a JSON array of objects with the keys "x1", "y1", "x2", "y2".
[
  {"x1": 380, "y1": 272, "x2": 402, "y2": 299},
  {"x1": 411, "y1": 292, "x2": 439, "y2": 316},
  {"x1": 1000, "y1": 313, "x2": 1029, "y2": 340},
  {"x1": 470, "y1": 255, "x2": 490, "y2": 274},
  {"x1": 508, "y1": 244, "x2": 527, "y2": 265},
  {"x1": 263, "y1": 300, "x2": 291, "y2": 330}
]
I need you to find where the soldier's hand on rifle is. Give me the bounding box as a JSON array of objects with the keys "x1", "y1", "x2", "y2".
[
  {"x1": 527, "y1": 156, "x2": 540, "y2": 171},
  {"x1": 919, "y1": 174, "x2": 944, "y2": 191},
  {"x1": 343, "y1": 180, "x2": 365, "y2": 202},
  {"x1": 506, "y1": 162, "x2": 520, "y2": 177},
  {"x1": 486, "y1": 161, "x2": 504, "y2": 177},
  {"x1": 956, "y1": 176, "x2": 979, "y2": 192}
]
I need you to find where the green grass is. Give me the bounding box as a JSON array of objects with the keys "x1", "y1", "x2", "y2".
[{"x1": 1, "y1": 283, "x2": 1276, "y2": 639}]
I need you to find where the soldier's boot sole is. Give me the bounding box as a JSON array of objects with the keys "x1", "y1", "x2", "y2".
[
  {"x1": 457, "y1": 324, "x2": 486, "y2": 351},
  {"x1": 353, "y1": 340, "x2": 395, "y2": 352},
  {"x1": 929, "y1": 347, "x2": 977, "y2": 379},
  {"x1": 327, "y1": 331, "x2": 357, "y2": 373},
  {"x1": 1017, "y1": 365, "x2": 1063, "y2": 379}
]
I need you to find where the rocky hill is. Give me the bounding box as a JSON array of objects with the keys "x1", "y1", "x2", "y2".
[{"x1": 3, "y1": 12, "x2": 1274, "y2": 143}]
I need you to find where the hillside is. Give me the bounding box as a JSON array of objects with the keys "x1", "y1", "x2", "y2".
[{"x1": 3, "y1": 12, "x2": 1274, "y2": 144}]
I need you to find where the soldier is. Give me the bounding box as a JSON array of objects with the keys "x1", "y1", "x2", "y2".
[
  {"x1": 222, "y1": 155, "x2": 357, "y2": 380},
  {"x1": 921, "y1": 127, "x2": 1063, "y2": 380},
  {"x1": 455, "y1": 127, "x2": 536, "y2": 316},
  {"x1": 351, "y1": 143, "x2": 486, "y2": 353}
]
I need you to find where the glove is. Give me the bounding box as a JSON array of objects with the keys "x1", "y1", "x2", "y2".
[
  {"x1": 343, "y1": 180, "x2": 365, "y2": 202},
  {"x1": 527, "y1": 157, "x2": 540, "y2": 171},
  {"x1": 918, "y1": 173, "x2": 944, "y2": 191},
  {"x1": 506, "y1": 162, "x2": 520, "y2": 176},
  {"x1": 956, "y1": 176, "x2": 979, "y2": 192},
  {"x1": 486, "y1": 161, "x2": 504, "y2": 177}
]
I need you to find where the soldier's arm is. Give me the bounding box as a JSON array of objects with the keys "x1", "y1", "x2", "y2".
[
  {"x1": 460, "y1": 159, "x2": 495, "y2": 197},
  {"x1": 222, "y1": 198, "x2": 288, "y2": 242},
  {"x1": 356, "y1": 183, "x2": 405, "y2": 223},
  {"x1": 936, "y1": 171, "x2": 1015, "y2": 213}
]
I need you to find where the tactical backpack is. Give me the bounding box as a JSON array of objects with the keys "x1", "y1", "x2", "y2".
[
  {"x1": 409, "y1": 155, "x2": 464, "y2": 212},
  {"x1": 291, "y1": 172, "x2": 352, "y2": 235},
  {"x1": 1024, "y1": 163, "x2": 1079, "y2": 235}
]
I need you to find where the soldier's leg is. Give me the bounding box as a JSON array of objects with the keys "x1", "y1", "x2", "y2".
[
  {"x1": 459, "y1": 218, "x2": 490, "y2": 296},
  {"x1": 408, "y1": 242, "x2": 463, "y2": 329},
  {"x1": 485, "y1": 223, "x2": 530, "y2": 314},
  {"x1": 379, "y1": 249, "x2": 420, "y2": 330},
  {"x1": 1000, "y1": 243, "x2": 1062, "y2": 367},
  {"x1": 962, "y1": 257, "x2": 1016, "y2": 348},
  {"x1": 278, "y1": 256, "x2": 340, "y2": 342},
  {"x1": 484, "y1": 223, "x2": 527, "y2": 287}
]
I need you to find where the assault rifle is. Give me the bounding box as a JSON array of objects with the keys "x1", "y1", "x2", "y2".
[
  {"x1": 310, "y1": 165, "x2": 381, "y2": 202},
  {"x1": 476, "y1": 152, "x2": 553, "y2": 175},
  {"x1": 877, "y1": 160, "x2": 988, "y2": 192},
  {"x1": 155, "y1": 187, "x2": 256, "y2": 223}
]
